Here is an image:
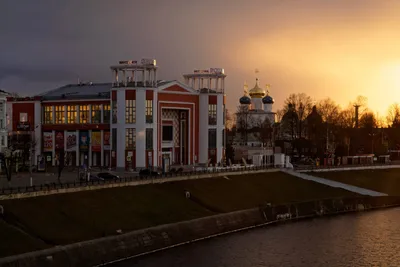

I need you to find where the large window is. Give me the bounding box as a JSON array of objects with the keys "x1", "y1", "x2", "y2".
[
  {"x1": 67, "y1": 105, "x2": 76, "y2": 124},
  {"x1": 208, "y1": 129, "x2": 217, "y2": 148},
  {"x1": 43, "y1": 106, "x2": 53, "y2": 124},
  {"x1": 208, "y1": 104, "x2": 217, "y2": 125},
  {"x1": 125, "y1": 100, "x2": 136, "y2": 123},
  {"x1": 112, "y1": 101, "x2": 117, "y2": 123},
  {"x1": 162, "y1": 125, "x2": 173, "y2": 141},
  {"x1": 92, "y1": 104, "x2": 101, "y2": 123},
  {"x1": 125, "y1": 128, "x2": 136, "y2": 149},
  {"x1": 145, "y1": 100, "x2": 153, "y2": 123},
  {"x1": 79, "y1": 105, "x2": 89, "y2": 123},
  {"x1": 146, "y1": 128, "x2": 153, "y2": 149},
  {"x1": 103, "y1": 104, "x2": 110, "y2": 123},
  {"x1": 55, "y1": 105, "x2": 65, "y2": 124}
]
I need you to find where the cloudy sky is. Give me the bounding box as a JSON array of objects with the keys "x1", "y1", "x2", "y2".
[{"x1": 1, "y1": 0, "x2": 400, "y2": 115}]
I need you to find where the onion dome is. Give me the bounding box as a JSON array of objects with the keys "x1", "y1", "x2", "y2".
[
  {"x1": 249, "y1": 78, "x2": 265, "y2": 98},
  {"x1": 262, "y1": 95, "x2": 274, "y2": 104},
  {"x1": 262, "y1": 85, "x2": 274, "y2": 104},
  {"x1": 239, "y1": 95, "x2": 251, "y2": 105}
]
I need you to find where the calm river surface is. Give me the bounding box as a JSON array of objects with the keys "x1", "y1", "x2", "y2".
[{"x1": 113, "y1": 208, "x2": 400, "y2": 267}]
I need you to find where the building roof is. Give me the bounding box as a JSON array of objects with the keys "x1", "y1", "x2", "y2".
[{"x1": 39, "y1": 83, "x2": 112, "y2": 100}]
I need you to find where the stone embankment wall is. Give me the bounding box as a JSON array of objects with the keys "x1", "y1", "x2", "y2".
[{"x1": 1, "y1": 196, "x2": 399, "y2": 267}]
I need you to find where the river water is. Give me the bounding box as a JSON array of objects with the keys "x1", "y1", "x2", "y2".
[{"x1": 112, "y1": 208, "x2": 400, "y2": 267}]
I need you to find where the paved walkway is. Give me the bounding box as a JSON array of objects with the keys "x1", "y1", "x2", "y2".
[{"x1": 283, "y1": 169, "x2": 388, "y2": 197}]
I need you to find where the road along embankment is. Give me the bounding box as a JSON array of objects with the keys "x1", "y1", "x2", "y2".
[{"x1": 1, "y1": 196, "x2": 399, "y2": 267}]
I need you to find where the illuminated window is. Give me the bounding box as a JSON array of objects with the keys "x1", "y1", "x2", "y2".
[
  {"x1": 66, "y1": 105, "x2": 77, "y2": 124},
  {"x1": 55, "y1": 106, "x2": 65, "y2": 124},
  {"x1": 145, "y1": 100, "x2": 153, "y2": 123},
  {"x1": 125, "y1": 128, "x2": 136, "y2": 149},
  {"x1": 103, "y1": 104, "x2": 110, "y2": 123},
  {"x1": 208, "y1": 104, "x2": 217, "y2": 125},
  {"x1": 92, "y1": 104, "x2": 101, "y2": 123},
  {"x1": 125, "y1": 100, "x2": 136, "y2": 123},
  {"x1": 43, "y1": 106, "x2": 53, "y2": 124},
  {"x1": 112, "y1": 101, "x2": 117, "y2": 123},
  {"x1": 79, "y1": 105, "x2": 89, "y2": 123}
]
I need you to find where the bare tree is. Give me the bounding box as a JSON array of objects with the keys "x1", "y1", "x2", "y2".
[
  {"x1": 386, "y1": 103, "x2": 400, "y2": 128},
  {"x1": 337, "y1": 104, "x2": 355, "y2": 128},
  {"x1": 225, "y1": 109, "x2": 235, "y2": 130},
  {"x1": 254, "y1": 117, "x2": 274, "y2": 147},
  {"x1": 275, "y1": 109, "x2": 285, "y2": 123},
  {"x1": 283, "y1": 93, "x2": 314, "y2": 121},
  {"x1": 316, "y1": 98, "x2": 341, "y2": 123},
  {"x1": 359, "y1": 112, "x2": 377, "y2": 130},
  {"x1": 235, "y1": 105, "x2": 251, "y2": 143}
]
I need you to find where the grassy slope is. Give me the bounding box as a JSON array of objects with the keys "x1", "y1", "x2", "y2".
[
  {"x1": 0, "y1": 171, "x2": 358, "y2": 258},
  {"x1": 308, "y1": 168, "x2": 400, "y2": 196}
]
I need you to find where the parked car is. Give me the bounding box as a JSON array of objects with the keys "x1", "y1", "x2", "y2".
[
  {"x1": 96, "y1": 172, "x2": 120, "y2": 180},
  {"x1": 139, "y1": 169, "x2": 160, "y2": 178}
]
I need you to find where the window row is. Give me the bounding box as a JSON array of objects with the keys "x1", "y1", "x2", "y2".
[
  {"x1": 124, "y1": 128, "x2": 153, "y2": 150},
  {"x1": 43, "y1": 104, "x2": 111, "y2": 124},
  {"x1": 112, "y1": 100, "x2": 153, "y2": 124}
]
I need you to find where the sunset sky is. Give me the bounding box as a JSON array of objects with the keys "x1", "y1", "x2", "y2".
[{"x1": 1, "y1": 0, "x2": 400, "y2": 115}]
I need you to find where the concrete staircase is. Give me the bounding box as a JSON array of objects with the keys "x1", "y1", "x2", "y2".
[{"x1": 283, "y1": 169, "x2": 388, "y2": 197}]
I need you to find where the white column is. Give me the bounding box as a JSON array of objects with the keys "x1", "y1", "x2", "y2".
[
  {"x1": 135, "y1": 89, "x2": 146, "y2": 168},
  {"x1": 88, "y1": 105, "x2": 92, "y2": 123},
  {"x1": 216, "y1": 94, "x2": 224, "y2": 163},
  {"x1": 152, "y1": 92, "x2": 158, "y2": 167},
  {"x1": 142, "y1": 70, "x2": 146, "y2": 84},
  {"x1": 52, "y1": 130, "x2": 56, "y2": 166},
  {"x1": 76, "y1": 130, "x2": 79, "y2": 166},
  {"x1": 34, "y1": 102, "x2": 42, "y2": 160},
  {"x1": 100, "y1": 104, "x2": 104, "y2": 123},
  {"x1": 100, "y1": 130, "x2": 104, "y2": 166},
  {"x1": 116, "y1": 90, "x2": 126, "y2": 169},
  {"x1": 122, "y1": 70, "x2": 126, "y2": 86},
  {"x1": 154, "y1": 69, "x2": 157, "y2": 85},
  {"x1": 199, "y1": 94, "x2": 209, "y2": 164},
  {"x1": 89, "y1": 130, "x2": 92, "y2": 167}
]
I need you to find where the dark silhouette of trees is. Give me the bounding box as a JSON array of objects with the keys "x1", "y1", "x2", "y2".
[{"x1": 386, "y1": 103, "x2": 400, "y2": 128}]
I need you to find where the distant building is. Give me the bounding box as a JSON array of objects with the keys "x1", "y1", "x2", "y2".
[
  {"x1": 234, "y1": 77, "x2": 276, "y2": 164},
  {"x1": 6, "y1": 59, "x2": 227, "y2": 170}
]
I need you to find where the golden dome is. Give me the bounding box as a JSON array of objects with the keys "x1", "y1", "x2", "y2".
[{"x1": 249, "y1": 78, "x2": 265, "y2": 98}]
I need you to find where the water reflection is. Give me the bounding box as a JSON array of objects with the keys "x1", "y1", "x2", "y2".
[{"x1": 113, "y1": 208, "x2": 400, "y2": 267}]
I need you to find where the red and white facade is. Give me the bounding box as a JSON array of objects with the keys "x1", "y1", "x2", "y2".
[
  {"x1": 111, "y1": 60, "x2": 226, "y2": 170},
  {"x1": 6, "y1": 59, "x2": 227, "y2": 170}
]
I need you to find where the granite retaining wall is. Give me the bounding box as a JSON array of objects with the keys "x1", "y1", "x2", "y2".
[{"x1": 1, "y1": 196, "x2": 399, "y2": 267}]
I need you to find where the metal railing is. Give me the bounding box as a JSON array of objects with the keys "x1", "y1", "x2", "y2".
[{"x1": 0, "y1": 165, "x2": 272, "y2": 196}]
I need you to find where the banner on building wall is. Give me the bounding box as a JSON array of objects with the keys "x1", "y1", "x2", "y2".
[
  {"x1": 66, "y1": 132, "x2": 77, "y2": 151},
  {"x1": 55, "y1": 131, "x2": 64, "y2": 150},
  {"x1": 91, "y1": 131, "x2": 101, "y2": 152},
  {"x1": 79, "y1": 131, "x2": 89, "y2": 151},
  {"x1": 43, "y1": 132, "x2": 53, "y2": 152},
  {"x1": 103, "y1": 131, "x2": 110, "y2": 150}
]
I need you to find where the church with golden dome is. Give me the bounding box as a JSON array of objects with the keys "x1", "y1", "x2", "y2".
[
  {"x1": 239, "y1": 77, "x2": 276, "y2": 127},
  {"x1": 233, "y1": 76, "x2": 277, "y2": 165}
]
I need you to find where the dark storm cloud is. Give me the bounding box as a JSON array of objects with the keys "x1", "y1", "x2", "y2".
[
  {"x1": 0, "y1": 0, "x2": 398, "y2": 113},
  {"x1": 0, "y1": 65, "x2": 77, "y2": 83}
]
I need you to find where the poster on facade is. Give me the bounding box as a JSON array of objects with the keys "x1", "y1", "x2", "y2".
[
  {"x1": 66, "y1": 132, "x2": 77, "y2": 151},
  {"x1": 55, "y1": 131, "x2": 64, "y2": 150},
  {"x1": 91, "y1": 131, "x2": 101, "y2": 152},
  {"x1": 43, "y1": 132, "x2": 53, "y2": 152},
  {"x1": 103, "y1": 131, "x2": 110, "y2": 150},
  {"x1": 79, "y1": 131, "x2": 89, "y2": 151}
]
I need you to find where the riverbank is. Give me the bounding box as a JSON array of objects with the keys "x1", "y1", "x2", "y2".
[
  {"x1": 1, "y1": 196, "x2": 400, "y2": 267},
  {"x1": 307, "y1": 168, "x2": 400, "y2": 195},
  {"x1": 0, "y1": 170, "x2": 359, "y2": 260}
]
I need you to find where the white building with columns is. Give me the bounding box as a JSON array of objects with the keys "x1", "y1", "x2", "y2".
[{"x1": 111, "y1": 60, "x2": 227, "y2": 170}]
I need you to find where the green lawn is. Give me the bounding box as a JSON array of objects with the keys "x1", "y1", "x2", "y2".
[
  {"x1": 0, "y1": 170, "x2": 359, "y2": 258},
  {"x1": 307, "y1": 168, "x2": 400, "y2": 196}
]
